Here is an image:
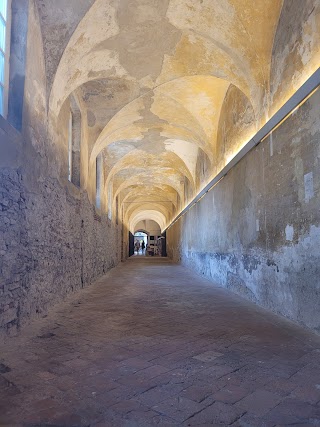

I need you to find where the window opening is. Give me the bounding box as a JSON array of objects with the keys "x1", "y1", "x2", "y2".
[
  {"x1": 0, "y1": 0, "x2": 10, "y2": 117},
  {"x1": 68, "y1": 113, "x2": 72, "y2": 181},
  {"x1": 107, "y1": 184, "x2": 112, "y2": 220},
  {"x1": 134, "y1": 232, "x2": 148, "y2": 256},
  {"x1": 115, "y1": 196, "x2": 119, "y2": 224},
  {"x1": 67, "y1": 97, "x2": 81, "y2": 186},
  {"x1": 96, "y1": 153, "x2": 102, "y2": 209}
]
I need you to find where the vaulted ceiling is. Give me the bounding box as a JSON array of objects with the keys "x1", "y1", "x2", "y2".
[{"x1": 35, "y1": 0, "x2": 319, "y2": 232}]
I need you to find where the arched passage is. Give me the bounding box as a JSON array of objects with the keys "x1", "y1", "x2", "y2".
[
  {"x1": 133, "y1": 230, "x2": 148, "y2": 256},
  {"x1": 1, "y1": 4, "x2": 320, "y2": 411}
]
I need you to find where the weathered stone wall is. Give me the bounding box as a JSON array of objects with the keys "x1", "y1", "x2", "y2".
[
  {"x1": 167, "y1": 87, "x2": 320, "y2": 333},
  {"x1": 0, "y1": 1, "x2": 121, "y2": 340},
  {"x1": 0, "y1": 118, "x2": 121, "y2": 339}
]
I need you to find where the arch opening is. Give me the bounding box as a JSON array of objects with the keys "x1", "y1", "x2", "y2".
[{"x1": 133, "y1": 231, "x2": 148, "y2": 256}]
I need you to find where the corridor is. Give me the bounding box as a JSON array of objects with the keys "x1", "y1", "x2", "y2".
[{"x1": 1, "y1": 258, "x2": 320, "y2": 426}]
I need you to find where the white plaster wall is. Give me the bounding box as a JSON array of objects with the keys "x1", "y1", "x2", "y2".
[{"x1": 167, "y1": 88, "x2": 320, "y2": 334}]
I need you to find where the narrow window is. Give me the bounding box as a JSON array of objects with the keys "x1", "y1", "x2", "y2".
[
  {"x1": 96, "y1": 153, "x2": 102, "y2": 209},
  {"x1": 68, "y1": 112, "x2": 73, "y2": 182},
  {"x1": 67, "y1": 96, "x2": 81, "y2": 186},
  {"x1": 107, "y1": 188, "x2": 112, "y2": 220},
  {"x1": 115, "y1": 196, "x2": 119, "y2": 224},
  {"x1": 0, "y1": 0, "x2": 10, "y2": 117}
]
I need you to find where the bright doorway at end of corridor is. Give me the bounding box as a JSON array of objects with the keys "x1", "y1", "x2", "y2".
[
  {"x1": 134, "y1": 231, "x2": 148, "y2": 256},
  {"x1": 129, "y1": 219, "x2": 167, "y2": 257}
]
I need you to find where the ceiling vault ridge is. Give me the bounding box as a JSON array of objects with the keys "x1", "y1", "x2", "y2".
[{"x1": 39, "y1": 0, "x2": 319, "y2": 232}]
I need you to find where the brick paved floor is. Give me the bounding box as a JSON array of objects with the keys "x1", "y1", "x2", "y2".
[{"x1": 1, "y1": 257, "x2": 320, "y2": 426}]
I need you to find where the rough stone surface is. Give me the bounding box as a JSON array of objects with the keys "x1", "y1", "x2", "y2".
[
  {"x1": 0, "y1": 125, "x2": 121, "y2": 340},
  {"x1": 0, "y1": 1, "x2": 124, "y2": 338},
  {"x1": 1, "y1": 257, "x2": 320, "y2": 426},
  {"x1": 167, "y1": 86, "x2": 320, "y2": 334}
]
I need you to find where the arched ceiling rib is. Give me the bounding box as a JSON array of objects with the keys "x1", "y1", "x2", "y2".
[
  {"x1": 89, "y1": 75, "x2": 231, "y2": 164},
  {"x1": 93, "y1": 74, "x2": 234, "y2": 226},
  {"x1": 49, "y1": 0, "x2": 283, "y2": 116},
  {"x1": 126, "y1": 202, "x2": 171, "y2": 224},
  {"x1": 121, "y1": 187, "x2": 178, "y2": 210},
  {"x1": 91, "y1": 123, "x2": 209, "y2": 166},
  {"x1": 112, "y1": 173, "x2": 185, "y2": 204},
  {"x1": 134, "y1": 220, "x2": 161, "y2": 234},
  {"x1": 121, "y1": 184, "x2": 179, "y2": 208},
  {"x1": 43, "y1": 0, "x2": 286, "y2": 231},
  {"x1": 129, "y1": 210, "x2": 167, "y2": 233},
  {"x1": 104, "y1": 149, "x2": 195, "y2": 194}
]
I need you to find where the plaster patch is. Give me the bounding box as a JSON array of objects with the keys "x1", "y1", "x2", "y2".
[
  {"x1": 164, "y1": 139, "x2": 198, "y2": 176},
  {"x1": 304, "y1": 171, "x2": 314, "y2": 203},
  {"x1": 285, "y1": 224, "x2": 294, "y2": 241}
]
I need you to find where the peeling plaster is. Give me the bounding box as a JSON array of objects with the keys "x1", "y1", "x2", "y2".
[{"x1": 36, "y1": 0, "x2": 320, "y2": 251}]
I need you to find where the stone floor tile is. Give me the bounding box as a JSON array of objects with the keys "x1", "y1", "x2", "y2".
[
  {"x1": 47, "y1": 412, "x2": 85, "y2": 426},
  {"x1": 115, "y1": 372, "x2": 160, "y2": 390},
  {"x1": 2, "y1": 258, "x2": 320, "y2": 426},
  {"x1": 269, "y1": 362, "x2": 303, "y2": 379},
  {"x1": 124, "y1": 408, "x2": 177, "y2": 426},
  {"x1": 153, "y1": 396, "x2": 208, "y2": 423},
  {"x1": 117, "y1": 356, "x2": 153, "y2": 373},
  {"x1": 180, "y1": 384, "x2": 221, "y2": 403},
  {"x1": 298, "y1": 349, "x2": 320, "y2": 365},
  {"x1": 235, "y1": 389, "x2": 282, "y2": 416},
  {"x1": 193, "y1": 350, "x2": 224, "y2": 363},
  {"x1": 212, "y1": 384, "x2": 250, "y2": 404},
  {"x1": 183, "y1": 401, "x2": 246, "y2": 425},
  {"x1": 94, "y1": 423, "x2": 115, "y2": 427},
  {"x1": 231, "y1": 413, "x2": 275, "y2": 427},
  {"x1": 289, "y1": 384, "x2": 320, "y2": 404},
  {"x1": 264, "y1": 377, "x2": 297, "y2": 397},
  {"x1": 135, "y1": 383, "x2": 183, "y2": 406},
  {"x1": 93, "y1": 384, "x2": 137, "y2": 407},
  {"x1": 266, "y1": 398, "x2": 320, "y2": 425},
  {"x1": 225, "y1": 365, "x2": 275, "y2": 390},
  {"x1": 137, "y1": 364, "x2": 171, "y2": 379},
  {"x1": 108, "y1": 398, "x2": 145, "y2": 415},
  {"x1": 196, "y1": 364, "x2": 239, "y2": 383}
]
